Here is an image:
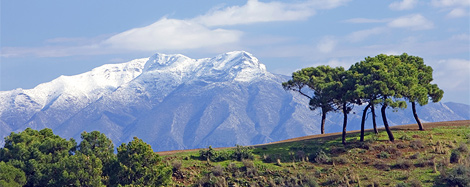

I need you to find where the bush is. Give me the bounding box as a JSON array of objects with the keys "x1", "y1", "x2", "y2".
[
  {"x1": 325, "y1": 174, "x2": 347, "y2": 186},
  {"x1": 242, "y1": 159, "x2": 257, "y2": 177},
  {"x1": 199, "y1": 146, "x2": 217, "y2": 161},
  {"x1": 395, "y1": 159, "x2": 413, "y2": 169},
  {"x1": 211, "y1": 165, "x2": 224, "y2": 176},
  {"x1": 385, "y1": 146, "x2": 401, "y2": 157},
  {"x1": 396, "y1": 182, "x2": 407, "y2": 187},
  {"x1": 295, "y1": 150, "x2": 307, "y2": 161},
  {"x1": 433, "y1": 141, "x2": 447, "y2": 154},
  {"x1": 450, "y1": 150, "x2": 462, "y2": 163},
  {"x1": 377, "y1": 151, "x2": 391, "y2": 159},
  {"x1": 437, "y1": 164, "x2": 470, "y2": 187},
  {"x1": 373, "y1": 160, "x2": 390, "y2": 171},
  {"x1": 457, "y1": 143, "x2": 469, "y2": 153},
  {"x1": 357, "y1": 142, "x2": 371, "y2": 150},
  {"x1": 330, "y1": 147, "x2": 347, "y2": 155},
  {"x1": 372, "y1": 144, "x2": 386, "y2": 152},
  {"x1": 213, "y1": 150, "x2": 233, "y2": 162},
  {"x1": 311, "y1": 150, "x2": 331, "y2": 164},
  {"x1": 399, "y1": 134, "x2": 413, "y2": 141},
  {"x1": 397, "y1": 142, "x2": 408, "y2": 149},
  {"x1": 415, "y1": 158, "x2": 435, "y2": 168},
  {"x1": 171, "y1": 160, "x2": 182, "y2": 172},
  {"x1": 409, "y1": 153, "x2": 419, "y2": 159},
  {"x1": 332, "y1": 156, "x2": 349, "y2": 165},
  {"x1": 233, "y1": 145, "x2": 254, "y2": 161},
  {"x1": 408, "y1": 179, "x2": 423, "y2": 187},
  {"x1": 410, "y1": 140, "x2": 424, "y2": 150},
  {"x1": 226, "y1": 162, "x2": 239, "y2": 174}
]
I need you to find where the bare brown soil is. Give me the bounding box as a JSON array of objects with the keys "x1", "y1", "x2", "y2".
[{"x1": 156, "y1": 120, "x2": 469, "y2": 156}]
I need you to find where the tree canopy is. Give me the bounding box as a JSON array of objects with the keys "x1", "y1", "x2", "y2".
[
  {"x1": 282, "y1": 65, "x2": 344, "y2": 135},
  {"x1": 284, "y1": 53, "x2": 443, "y2": 143},
  {"x1": 0, "y1": 128, "x2": 171, "y2": 187}
]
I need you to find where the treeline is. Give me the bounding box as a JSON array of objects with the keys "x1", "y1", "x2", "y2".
[
  {"x1": 0, "y1": 128, "x2": 171, "y2": 187},
  {"x1": 283, "y1": 53, "x2": 444, "y2": 144}
]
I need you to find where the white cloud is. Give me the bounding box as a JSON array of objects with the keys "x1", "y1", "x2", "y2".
[
  {"x1": 0, "y1": 45, "x2": 103, "y2": 58},
  {"x1": 344, "y1": 14, "x2": 434, "y2": 42},
  {"x1": 1, "y1": 18, "x2": 243, "y2": 57},
  {"x1": 387, "y1": 14, "x2": 434, "y2": 30},
  {"x1": 431, "y1": 0, "x2": 470, "y2": 7},
  {"x1": 101, "y1": 18, "x2": 242, "y2": 51},
  {"x1": 316, "y1": 36, "x2": 337, "y2": 53},
  {"x1": 1, "y1": 0, "x2": 352, "y2": 58},
  {"x1": 192, "y1": 0, "x2": 350, "y2": 27},
  {"x1": 451, "y1": 33, "x2": 470, "y2": 40},
  {"x1": 447, "y1": 8, "x2": 468, "y2": 18},
  {"x1": 192, "y1": 0, "x2": 314, "y2": 26},
  {"x1": 434, "y1": 59, "x2": 470, "y2": 91},
  {"x1": 389, "y1": 0, "x2": 419, "y2": 10},
  {"x1": 343, "y1": 18, "x2": 388, "y2": 23},
  {"x1": 346, "y1": 27, "x2": 387, "y2": 42},
  {"x1": 301, "y1": 0, "x2": 351, "y2": 9}
]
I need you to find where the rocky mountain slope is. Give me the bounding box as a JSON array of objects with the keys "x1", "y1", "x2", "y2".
[{"x1": 1, "y1": 51, "x2": 468, "y2": 151}]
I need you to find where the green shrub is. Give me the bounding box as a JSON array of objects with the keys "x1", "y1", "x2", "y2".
[
  {"x1": 395, "y1": 159, "x2": 413, "y2": 169},
  {"x1": 399, "y1": 134, "x2": 413, "y2": 141},
  {"x1": 325, "y1": 174, "x2": 347, "y2": 186},
  {"x1": 415, "y1": 158, "x2": 435, "y2": 168},
  {"x1": 433, "y1": 141, "x2": 447, "y2": 154},
  {"x1": 233, "y1": 145, "x2": 254, "y2": 161},
  {"x1": 372, "y1": 144, "x2": 386, "y2": 152},
  {"x1": 295, "y1": 150, "x2": 307, "y2": 161},
  {"x1": 385, "y1": 146, "x2": 401, "y2": 157},
  {"x1": 330, "y1": 147, "x2": 347, "y2": 155},
  {"x1": 396, "y1": 181, "x2": 407, "y2": 187},
  {"x1": 377, "y1": 151, "x2": 391, "y2": 159},
  {"x1": 409, "y1": 153, "x2": 419, "y2": 159},
  {"x1": 457, "y1": 143, "x2": 469, "y2": 153},
  {"x1": 171, "y1": 160, "x2": 182, "y2": 172},
  {"x1": 373, "y1": 160, "x2": 390, "y2": 171},
  {"x1": 410, "y1": 140, "x2": 424, "y2": 149},
  {"x1": 397, "y1": 142, "x2": 408, "y2": 149},
  {"x1": 408, "y1": 179, "x2": 423, "y2": 187},
  {"x1": 213, "y1": 150, "x2": 233, "y2": 162},
  {"x1": 211, "y1": 165, "x2": 224, "y2": 176},
  {"x1": 199, "y1": 146, "x2": 217, "y2": 161},
  {"x1": 311, "y1": 150, "x2": 331, "y2": 164},
  {"x1": 332, "y1": 156, "x2": 349, "y2": 165},
  {"x1": 450, "y1": 150, "x2": 462, "y2": 163},
  {"x1": 437, "y1": 164, "x2": 470, "y2": 187}
]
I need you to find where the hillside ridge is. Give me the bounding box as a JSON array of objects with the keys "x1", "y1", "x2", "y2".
[{"x1": 156, "y1": 120, "x2": 470, "y2": 155}]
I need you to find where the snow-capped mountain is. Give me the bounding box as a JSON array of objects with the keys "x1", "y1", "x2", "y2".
[{"x1": 1, "y1": 51, "x2": 468, "y2": 151}]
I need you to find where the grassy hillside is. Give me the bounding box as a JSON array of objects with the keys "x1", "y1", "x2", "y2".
[{"x1": 161, "y1": 121, "x2": 470, "y2": 186}]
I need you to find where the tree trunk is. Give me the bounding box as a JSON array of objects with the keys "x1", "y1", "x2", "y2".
[
  {"x1": 342, "y1": 102, "x2": 348, "y2": 145},
  {"x1": 381, "y1": 102, "x2": 394, "y2": 142},
  {"x1": 360, "y1": 103, "x2": 371, "y2": 141},
  {"x1": 412, "y1": 101, "x2": 424, "y2": 131},
  {"x1": 321, "y1": 109, "x2": 326, "y2": 134},
  {"x1": 371, "y1": 104, "x2": 378, "y2": 134}
]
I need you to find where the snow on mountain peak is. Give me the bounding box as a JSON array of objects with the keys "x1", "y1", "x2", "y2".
[
  {"x1": 141, "y1": 51, "x2": 269, "y2": 83},
  {"x1": 0, "y1": 51, "x2": 271, "y2": 114}
]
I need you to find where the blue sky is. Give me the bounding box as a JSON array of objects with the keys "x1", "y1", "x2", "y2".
[{"x1": 1, "y1": 0, "x2": 469, "y2": 104}]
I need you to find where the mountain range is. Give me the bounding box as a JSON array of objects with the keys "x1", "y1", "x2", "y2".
[{"x1": 1, "y1": 51, "x2": 468, "y2": 151}]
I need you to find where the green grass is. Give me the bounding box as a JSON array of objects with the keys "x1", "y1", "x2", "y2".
[{"x1": 162, "y1": 124, "x2": 470, "y2": 186}]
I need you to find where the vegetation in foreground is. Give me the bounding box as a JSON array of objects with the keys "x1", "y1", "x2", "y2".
[
  {"x1": 166, "y1": 124, "x2": 470, "y2": 187},
  {"x1": 1, "y1": 123, "x2": 469, "y2": 187}
]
